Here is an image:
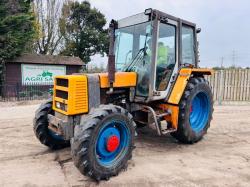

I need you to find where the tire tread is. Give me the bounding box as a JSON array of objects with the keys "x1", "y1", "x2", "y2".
[{"x1": 71, "y1": 104, "x2": 135, "y2": 181}]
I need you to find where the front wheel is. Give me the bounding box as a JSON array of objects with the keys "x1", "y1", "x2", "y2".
[
  {"x1": 33, "y1": 99, "x2": 70, "y2": 149},
  {"x1": 171, "y1": 77, "x2": 213, "y2": 144},
  {"x1": 71, "y1": 105, "x2": 136, "y2": 181}
]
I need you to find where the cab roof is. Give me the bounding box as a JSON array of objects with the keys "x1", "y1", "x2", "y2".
[{"x1": 117, "y1": 9, "x2": 196, "y2": 29}]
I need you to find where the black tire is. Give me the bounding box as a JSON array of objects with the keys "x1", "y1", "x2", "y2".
[
  {"x1": 171, "y1": 77, "x2": 213, "y2": 144},
  {"x1": 71, "y1": 104, "x2": 136, "y2": 181},
  {"x1": 33, "y1": 99, "x2": 70, "y2": 150}
]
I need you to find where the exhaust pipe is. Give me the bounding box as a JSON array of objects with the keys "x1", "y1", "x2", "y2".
[{"x1": 107, "y1": 20, "x2": 118, "y2": 93}]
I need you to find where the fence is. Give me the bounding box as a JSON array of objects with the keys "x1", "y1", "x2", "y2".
[
  {"x1": 206, "y1": 69, "x2": 250, "y2": 103},
  {"x1": 0, "y1": 82, "x2": 53, "y2": 101},
  {"x1": 1, "y1": 69, "x2": 249, "y2": 102}
]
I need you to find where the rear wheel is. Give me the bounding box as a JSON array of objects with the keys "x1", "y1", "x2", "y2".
[
  {"x1": 171, "y1": 77, "x2": 213, "y2": 144},
  {"x1": 33, "y1": 99, "x2": 70, "y2": 149},
  {"x1": 71, "y1": 105, "x2": 136, "y2": 181}
]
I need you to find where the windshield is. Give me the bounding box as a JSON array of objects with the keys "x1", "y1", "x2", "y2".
[
  {"x1": 115, "y1": 21, "x2": 152, "y2": 96},
  {"x1": 115, "y1": 22, "x2": 152, "y2": 71}
]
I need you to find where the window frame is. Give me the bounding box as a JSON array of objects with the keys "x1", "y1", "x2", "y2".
[{"x1": 146, "y1": 17, "x2": 179, "y2": 102}]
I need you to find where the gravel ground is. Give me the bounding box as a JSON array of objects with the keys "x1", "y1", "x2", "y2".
[{"x1": 0, "y1": 103, "x2": 250, "y2": 187}]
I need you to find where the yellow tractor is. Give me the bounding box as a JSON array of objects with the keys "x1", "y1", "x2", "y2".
[{"x1": 34, "y1": 9, "x2": 213, "y2": 181}]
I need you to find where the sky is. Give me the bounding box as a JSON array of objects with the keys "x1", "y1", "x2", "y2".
[{"x1": 85, "y1": 0, "x2": 250, "y2": 68}]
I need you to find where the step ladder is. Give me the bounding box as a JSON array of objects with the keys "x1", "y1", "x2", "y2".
[{"x1": 143, "y1": 106, "x2": 177, "y2": 136}]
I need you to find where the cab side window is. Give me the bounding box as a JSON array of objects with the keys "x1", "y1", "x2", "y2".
[
  {"x1": 155, "y1": 23, "x2": 176, "y2": 91},
  {"x1": 182, "y1": 25, "x2": 195, "y2": 65},
  {"x1": 115, "y1": 32, "x2": 133, "y2": 71}
]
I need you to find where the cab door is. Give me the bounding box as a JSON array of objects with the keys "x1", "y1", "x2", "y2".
[
  {"x1": 147, "y1": 19, "x2": 179, "y2": 102},
  {"x1": 155, "y1": 22, "x2": 177, "y2": 91}
]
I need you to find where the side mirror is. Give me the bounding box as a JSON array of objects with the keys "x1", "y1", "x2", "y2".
[
  {"x1": 144, "y1": 8, "x2": 152, "y2": 15},
  {"x1": 196, "y1": 28, "x2": 201, "y2": 34}
]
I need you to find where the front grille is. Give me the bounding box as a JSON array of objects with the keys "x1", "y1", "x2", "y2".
[
  {"x1": 56, "y1": 78, "x2": 68, "y2": 87},
  {"x1": 56, "y1": 90, "x2": 68, "y2": 100},
  {"x1": 53, "y1": 75, "x2": 88, "y2": 115},
  {"x1": 73, "y1": 80, "x2": 88, "y2": 112}
]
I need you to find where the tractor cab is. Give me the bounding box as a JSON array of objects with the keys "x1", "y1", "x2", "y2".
[{"x1": 111, "y1": 9, "x2": 199, "y2": 102}]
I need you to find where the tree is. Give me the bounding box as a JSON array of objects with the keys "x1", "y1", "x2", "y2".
[
  {"x1": 33, "y1": 0, "x2": 66, "y2": 55},
  {"x1": 0, "y1": 0, "x2": 35, "y2": 87},
  {"x1": 60, "y1": 1, "x2": 109, "y2": 63}
]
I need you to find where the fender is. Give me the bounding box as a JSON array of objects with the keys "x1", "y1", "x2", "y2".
[{"x1": 168, "y1": 68, "x2": 213, "y2": 105}]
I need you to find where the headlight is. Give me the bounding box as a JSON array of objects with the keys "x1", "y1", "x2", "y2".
[
  {"x1": 56, "y1": 101, "x2": 67, "y2": 111},
  {"x1": 56, "y1": 102, "x2": 61, "y2": 109}
]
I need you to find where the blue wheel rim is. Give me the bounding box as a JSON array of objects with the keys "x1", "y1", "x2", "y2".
[
  {"x1": 95, "y1": 120, "x2": 130, "y2": 167},
  {"x1": 48, "y1": 129, "x2": 64, "y2": 140},
  {"x1": 189, "y1": 92, "x2": 210, "y2": 133}
]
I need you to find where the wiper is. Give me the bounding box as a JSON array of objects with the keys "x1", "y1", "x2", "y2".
[
  {"x1": 123, "y1": 34, "x2": 149, "y2": 72},
  {"x1": 123, "y1": 47, "x2": 145, "y2": 72}
]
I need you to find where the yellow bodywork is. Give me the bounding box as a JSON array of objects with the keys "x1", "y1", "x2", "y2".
[
  {"x1": 168, "y1": 68, "x2": 213, "y2": 105},
  {"x1": 53, "y1": 75, "x2": 88, "y2": 115},
  {"x1": 52, "y1": 67, "x2": 211, "y2": 128},
  {"x1": 158, "y1": 104, "x2": 179, "y2": 129},
  {"x1": 52, "y1": 72, "x2": 137, "y2": 115},
  {"x1": 99, "y1": 72, "x2": 137, "y2": 88}
]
